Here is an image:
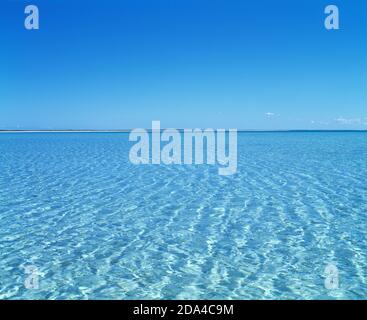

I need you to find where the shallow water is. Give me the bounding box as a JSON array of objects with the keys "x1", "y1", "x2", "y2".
[{"x1": 0, "y1": 132, "x2": 366, "y2": 299}]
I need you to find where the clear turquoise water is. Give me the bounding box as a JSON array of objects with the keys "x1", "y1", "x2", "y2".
[{"x1": 0, "y1": 132, "x2": 366, "y2": 299}]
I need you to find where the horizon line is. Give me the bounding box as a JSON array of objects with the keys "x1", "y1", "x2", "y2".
[{"x1": 1, "y1": 129, "x2": 367, "y2": 133}]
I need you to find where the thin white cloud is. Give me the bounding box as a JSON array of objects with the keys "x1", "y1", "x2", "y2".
[
  {"x1": 334, "y1": 117, "x2": 367, "y2": 125},
  {"x1": 311, "y1": 117, "x2": 367, "y2": 127},
  {"x1": 265, "y1": 112, "x2": 276, "y2": 117},
  {"x1": 310, "y1": 120, "x2": 329, "y2": 125}
]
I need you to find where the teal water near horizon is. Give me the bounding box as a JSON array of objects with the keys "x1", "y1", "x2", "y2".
[{"x1": 0, "y1": 132, "x2": 366, "y2": 299}]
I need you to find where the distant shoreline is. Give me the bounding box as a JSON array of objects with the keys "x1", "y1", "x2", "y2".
[{"x1": 1, "y1": 130, "x2": 367, "y2": 133}]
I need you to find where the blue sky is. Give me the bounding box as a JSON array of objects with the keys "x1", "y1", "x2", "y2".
[{"x1": 1, "y1": 0, "x2": 366, "y2": 129}]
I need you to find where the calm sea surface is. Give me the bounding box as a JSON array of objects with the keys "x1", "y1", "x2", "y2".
[{"x1": 0, "y1": 132, "x2": 366, "y2": 299}]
